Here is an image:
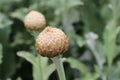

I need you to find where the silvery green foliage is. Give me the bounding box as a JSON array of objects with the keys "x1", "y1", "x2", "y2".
[
  {"x1": 17, "y1": 51, "x2": 56, "y2": 80},
  {"x1": 0, "y1": 13, "x2": 13, "y2": 29},
  {"x1": 66, "y1": 58, "x2": 99, "y2": 80},
  {"x1": 0, "y1": 0, "x2": 120, "y2": 80}
]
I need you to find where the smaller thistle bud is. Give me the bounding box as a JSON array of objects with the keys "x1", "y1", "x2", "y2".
[
  {"x1": 35, "y1": 26, "x2": 69, "y2": 58},
  {"x1": 24, "y1": 10, "x2": 46, "y2": 30}
]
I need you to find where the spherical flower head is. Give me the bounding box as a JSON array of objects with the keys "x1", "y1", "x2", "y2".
[
  {"x1": 24, "y1": 10, "x2": 46, "y2": 30},
  {"x1": 35, "y1": 26, "x2": 69, "y2": 58}
]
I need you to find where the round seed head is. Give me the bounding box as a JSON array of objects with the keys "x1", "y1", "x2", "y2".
[
  {"x1": 35, "y1": 26, "x2": 69, "y2": 58},
  {"x1": 24, "y1": 10, "x2": 46, "y2": 30}
]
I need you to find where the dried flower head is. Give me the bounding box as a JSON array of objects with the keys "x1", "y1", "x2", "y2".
[
  {"x1": 35, "y1": 26, "x2": 69, "y2": 58},
  {"x1": 24, "y1": 10, "x2": 46, "y2": 30}
]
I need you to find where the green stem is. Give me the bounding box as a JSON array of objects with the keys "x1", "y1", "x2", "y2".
[{"x1": 51, "y1": 56, "x2": 66, "y2": 80}]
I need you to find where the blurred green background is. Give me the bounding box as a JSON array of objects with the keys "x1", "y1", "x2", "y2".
[{"x1": 0, "y1": 0, "x2": 120, "y2": 80}]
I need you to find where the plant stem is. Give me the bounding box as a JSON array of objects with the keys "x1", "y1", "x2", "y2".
[{"x1": 51, "y1": 55, "x2": 66, "y2": 80}]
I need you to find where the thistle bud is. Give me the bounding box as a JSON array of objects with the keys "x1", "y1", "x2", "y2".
[
  {"x1": 24, "y1": 10, "x2": 46, "y2": 30},
  {"x1": 35, "y1": 26, "x2": 69, "y2": 58}
]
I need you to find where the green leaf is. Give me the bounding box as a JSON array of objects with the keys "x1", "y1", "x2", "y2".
[
  {"x1": 10, "y1": 32, "x2": 32, "y2": 47},
  {"x1": 0, "y1": 50, "x2": 16, "y2": 79},
  {"x1": 85, "y1": 32, "x2": 105, "y2": 69},
  {"x1": 62, "y1": 9, "x2": 80, "y2": 33},
  {"x1": 0, "y1": 17, "x2": 11, "y2": 47},
  {"x1": 33, "y1": 65, "x2": 41, "y2": 80},
  {"x1": 33, "y1": 56, "x2": 55, "y2": 80},
  {"x1": 67, "y1": 0, "x2": 83, "y2": 8},
  {"x1": 10, "y1": 8, "x2": 28, "y2": 21},
  {"x1": 80, "y1": 0, "x2": 105, "y2": 36},
  {"x1": 116, "y1": 26, "x2": 120, "y2": 35},
  {"x1": 17, "y1": 51, "x2": 37, "y2": 66},
  {"x1": 68, "y1": 33, "x2": 85, "y2": 47},
  {"x1": 17, "y1": 51, "x2": 55, "y2": 80},
  {"x1": 40, "y1": 57, "x2": 49, "y2": 69},
  {"x1": 17, "y1": 51, "x2": 42, "y2": 80},
  {"x1": 0, "y1": 13, "x2": 13, "y2": 29},
  {"x1": 108, "y1": 61, "x2": 120, "y2": 80},
  {"x1": 43, "y1": 64, "x2": 56, "y2": 80},
  {"x1": 0, "y1": 44, "x2": 3, "y2": 64},
  {"x1": 101, "y1": 4, "x2": 113, "y2": 22},
  {"x1": 47, "y1": 0, "x2": 83, "y2": 9},
  {"x1": 0, "y1": 21, "x2": 15, "y2": 79},
  {"x1": 103, "y1": 20, "x2": 117, "y2": 68},
  {"x1": 76, "y1": 72, "x2": 99, "y2": 80},
  {"x1": 110, "y1": 0, "x2": 120, "y2": 19},
  {"x1": 66, "y1": 58, "x2": 89, "y2": 74},
  {"x1": 16, "y1": 77, "x2": 22, "y2": 80}
]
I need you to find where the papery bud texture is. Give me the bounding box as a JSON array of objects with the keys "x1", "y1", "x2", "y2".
[
  {"x1": 35, "y1": 26, "x2": 69, "y2": 57},
  {"x1": 24, "y1": 10, "x2": 46, "y2": 30}
]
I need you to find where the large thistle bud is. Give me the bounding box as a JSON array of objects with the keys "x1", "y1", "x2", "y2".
[
  {"x1": 24, "y1": 10, "x2": 46, "y2": 30},
  {"x1": 35, "y1": 26, "x2": 69, "y2": 58}
]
